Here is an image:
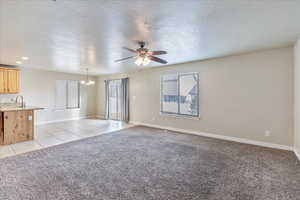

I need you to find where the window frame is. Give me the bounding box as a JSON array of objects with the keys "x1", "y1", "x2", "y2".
[
  {"x1": 55, "y1": 80, "x2": 80, "y2": 111},
  {"x1": 66, "y1": 80, "x2": 80, "y2": 109},
  {"x1": 160, "y1": 72, "x2": 200, "y2": 118}
]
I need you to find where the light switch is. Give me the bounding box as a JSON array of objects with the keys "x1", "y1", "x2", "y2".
[{"x1": 28, "y1": 116, "x2": 33, "y2": 121}]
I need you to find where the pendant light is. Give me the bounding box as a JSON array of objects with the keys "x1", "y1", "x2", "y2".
[{"x1": 80, "y1": 68, "x2": 95, "y2": 85}]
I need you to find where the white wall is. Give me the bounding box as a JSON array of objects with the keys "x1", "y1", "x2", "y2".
[
  {"x1": 0, "y1": 68, "x2": 97, "y2": 124},
  {"x1": 294, "y1": 40, "x2": 300, "y2": 158},
  {"x1": 97, "y1": 47, "x2": 294, "y2": 147}
]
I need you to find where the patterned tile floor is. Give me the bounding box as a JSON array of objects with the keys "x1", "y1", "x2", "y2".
[{"x1": 0, "y1": 119, "x2": 133, "y2": 159}]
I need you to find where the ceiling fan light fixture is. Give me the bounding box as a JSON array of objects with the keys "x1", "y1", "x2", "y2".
[
  {"x1": 135, "y1": 57, "x2": 144, "y2": 66},
  {"x1": 116, "y1": 41, "x2": 167, "y2": 66},
  {"x1": 143, "y1": 57, "x2": 151, "y2": 66},
  {"x1": 135, "y1": 56, "x2": 151, "y2": 66}
]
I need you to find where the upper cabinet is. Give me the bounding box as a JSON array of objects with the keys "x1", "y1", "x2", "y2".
[
  {"x1": 0, "y1": 67, "x2": 20, "y2": 94},
  {"x1": 0, "y1": 69, "x2": 7, "y2": 93}
]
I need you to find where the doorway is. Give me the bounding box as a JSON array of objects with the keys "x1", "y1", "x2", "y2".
[{"x1": 108, "y1": 79, "x2": 122, "y2": 120}]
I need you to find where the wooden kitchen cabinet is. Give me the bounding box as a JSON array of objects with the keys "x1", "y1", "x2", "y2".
[
  {"x1": 0, "y1": 67, "x2": 20, "y2": 94},
  {"x1": 0, "y1": 113, "x2": 3, "y2": 145},
  {"x1": 0, "y1": 69, "x2": 7, "y2": 93},
  {"x1": 0, "y1": 110, "x2": 34, "y2": 145}
]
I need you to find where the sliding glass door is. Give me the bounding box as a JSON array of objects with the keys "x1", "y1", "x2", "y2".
[{"x1": 108, "y1": 80, "x2": 122, "y2": 120}]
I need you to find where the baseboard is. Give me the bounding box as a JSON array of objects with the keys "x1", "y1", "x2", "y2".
[
  {"x1": 294, "y1": 149, "x2": 300, "y2": 161},
  {"x1": 130, "y1": 121, "x2": 293, "y2": 151},
  {"x1": 95, "y1": 115, "x2": 105, "y2": 119},
  {"x1": 36, "y1": 115, "x2": 97, "y2": 125}
]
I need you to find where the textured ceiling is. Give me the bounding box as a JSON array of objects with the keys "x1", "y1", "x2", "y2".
[{"x1": 0, "y1": 0, "x2": 300, "y2": 75}]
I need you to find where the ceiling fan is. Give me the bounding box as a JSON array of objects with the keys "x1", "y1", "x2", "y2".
[{"x1": 115, "y1": 41, "x2": 168, "y2": 66}]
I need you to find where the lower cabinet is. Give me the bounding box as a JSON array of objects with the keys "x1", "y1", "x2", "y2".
[{"x1": 0, "y1": 110, "x2": 34, "y2": 145}]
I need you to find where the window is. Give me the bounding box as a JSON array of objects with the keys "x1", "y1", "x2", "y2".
[
  {"x1": 108, "y1": 79, "x2": 122, "y2": 120},
  {"x1": 161, "y1": 73, "x2": 199, "y2": 117},
  {"x1": 67, "y1": 80, "x2": 80, "y2": 109},
  {"x1": 55, "y1": 80, "x2": 80, "y2": 109}
]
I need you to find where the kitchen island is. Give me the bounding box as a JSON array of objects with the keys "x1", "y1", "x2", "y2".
[{"x1": 0, "y1": 106, "x2": 43, "y2": 145}]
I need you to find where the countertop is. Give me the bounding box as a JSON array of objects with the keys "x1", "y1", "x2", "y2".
[{"x1": 0, "y1": 106, "x2": 44, "y2": 112}]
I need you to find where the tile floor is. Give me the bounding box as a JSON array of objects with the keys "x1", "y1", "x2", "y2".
[{"x1": 0, "y1": 118, "x2": 134, "y2": 159}]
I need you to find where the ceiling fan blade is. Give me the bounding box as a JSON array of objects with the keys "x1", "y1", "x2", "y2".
[
  {"x1": 148, "y1": 56, "x2": 168, "y2": 64},
  {"x1": 115, "y1": 56, "x2": 135, "y2": 62},
  {"x1": 122, "y1": 47, "x2": 137, "y2": 53},
  {"x1": 149, "y1": 50, "x2": 167, "y2": 55}
]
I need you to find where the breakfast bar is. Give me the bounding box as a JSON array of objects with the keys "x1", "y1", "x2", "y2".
[{"x1": 0, "y1": 106, "x2": 43, "y2": 145}]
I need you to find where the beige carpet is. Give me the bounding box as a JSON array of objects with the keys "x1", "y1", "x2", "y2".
[{"x1": 0, "y1": 126, "x2": 299, "y2": 200}]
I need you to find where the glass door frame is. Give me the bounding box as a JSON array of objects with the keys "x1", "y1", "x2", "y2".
[{"x1": 108, "y1": 79, "x2": 122, "y2": 121}]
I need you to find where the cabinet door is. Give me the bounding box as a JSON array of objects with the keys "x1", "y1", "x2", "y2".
[
  {"x1": 0, "y1": 113, "x2": 3, "y2": 145},
  {"x1": 0, "y1": 69, "x2": 7, "y2": 93},
  {"x1": 15, "y1": 111, "x2": 33, "y2": 142},
  {"x1": 3, "y1": 111, "x2": 17, "y2": 145},
  {"x1": 3, "y1": 111, "x2": 33, "y2": 145},
  {"x1": 7, "y1": 69, "x2": 19, "y2": 93}
]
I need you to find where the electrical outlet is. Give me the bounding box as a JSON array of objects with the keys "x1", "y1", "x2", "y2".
[
  {"x1": 152, "y1": 117, "x2": 155, "y2": 121},
  {"x1": 265, "y1": 130, "x2": 271, "y2": 137}
]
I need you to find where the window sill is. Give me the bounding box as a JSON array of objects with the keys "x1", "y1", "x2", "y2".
[
  {"x1": 160, "y1": 112, "x2": 200, "y2": 120},
  {"x1": 53, "y1": 108, "x2": 80, "y2": 112}
]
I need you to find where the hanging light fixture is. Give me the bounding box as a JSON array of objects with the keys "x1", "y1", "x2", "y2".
[
  {"x1": 135, "y1": 57, "x2": 144, "y2": 66},
  {"x1": 115, "y1": 41, "x2": 168, "y2": 66},
  {"x1": 81, "y1": 68, "x2": 95, "y2": 86},
  {"x1": 143, "y1": 56, "x2": 151, "y2": 65},
  {"x1": 134, "y1": 56, "x2": 151, "y2": 66}
]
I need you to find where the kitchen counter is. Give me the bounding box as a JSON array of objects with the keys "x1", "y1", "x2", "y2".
[
  {"x1": 0, "y1": 106, "x2": 44, "y2": 145},
  {"x1": 0, "y1": 106, "x2": 44, "y2": 112}
]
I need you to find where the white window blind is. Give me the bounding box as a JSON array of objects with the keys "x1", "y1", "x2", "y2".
[
  {"x1": 67, "y1": 80, "x2": 80, "y2": 108},
  {"x1": 161, "y1": 74, "x2": 179, "y2": 113},
  {"x1": 161, "y1": 73, "x2": 199, "y2": 117},
  {"x1": 55, "y1": 80, "x2": 67, "y2": 109},
  {"x1": 55, "y1": 80, "x2": 80, "y2": 109}
]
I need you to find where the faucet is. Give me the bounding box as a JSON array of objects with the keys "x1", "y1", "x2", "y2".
[{"x1": 15, "y1": 95, "x2": 25, "y2": 108}]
